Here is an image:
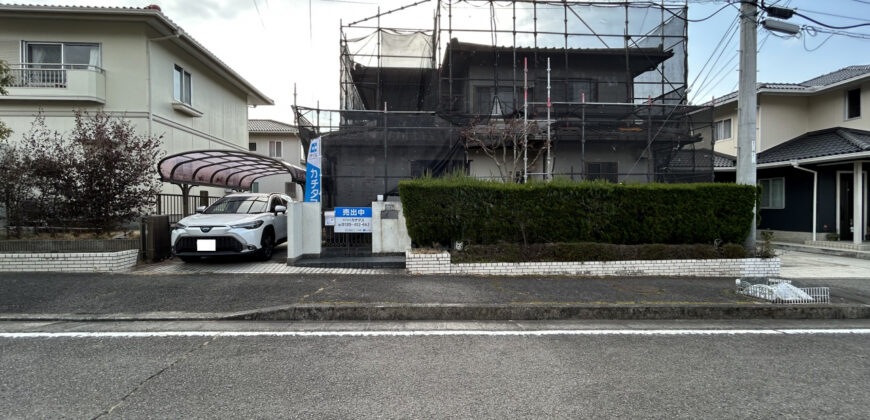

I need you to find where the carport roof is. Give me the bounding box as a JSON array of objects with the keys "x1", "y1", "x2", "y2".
[{"x1": 158, "y1": 150, "x2": 306, "y2": 190}]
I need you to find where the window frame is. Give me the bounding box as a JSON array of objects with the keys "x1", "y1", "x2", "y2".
[
  {"x1": 269, "y1": 140, "x2": 283, "y2": 158},
  {"x1": 586, "y1": 162, "x2": 618, "y2": 183},
  {"x1": 713, "y1": 118, "x2": 732, "y2": 141},
  {"x1": 845, "y1": 88, "x2": 861, "y2": 120},
  {"x1": 22, "y1": 41, "x2": 102, "y2": 69},
  {"x1": 249, "y1": 142, "x2": 257, "y2": 152},
  {"x1": 759, "y1": 177, "x2": 785, "y2": 210},
  {"x1": 173, "y1": 64, "x2": 193, "y2": 106}
]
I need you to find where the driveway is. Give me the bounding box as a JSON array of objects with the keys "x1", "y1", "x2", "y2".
[{"x1": 779, "y1": 250, "x2": 870, "y2": 279}]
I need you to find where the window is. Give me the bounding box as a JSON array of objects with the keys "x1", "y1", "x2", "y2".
[
  {"x1": 269, "y1": 141, "x2": 283, "y2": 158},
  {"x1": 249, "y1": 143, "x2": 257, "y2": 152},
  {"x1": 24, "y1": 41, "x2": 101, "y2": 69},
  {"x1": 251, "y1": 182, "x2": 259, "y2": 193},
  {"x1": 713, "y1": 119, "x2": 732, "y2": 141},
  {"x1": 846, "y1": 88, "x2": 861, "y2": 119},
  {"x1": 474, "y1": 86, "x2": 526, "y2": 114},
  {"x1": 550, "y1": 79, "x2": 595, "y2": 103},
  {"x1": 285, "y1": 182, "x2": 296, "y2": 198},
  {"x1": 759, "y1": 178, "x2": 785, "y2": 209},
  {"x1": 586, "y1": 162, "x2": 618, "y2": 183},
  {"x1": 173, "y1": 65, "x2": 192, "y2": 105}
]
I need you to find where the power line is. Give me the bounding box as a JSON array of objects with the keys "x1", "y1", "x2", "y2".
[{"x1": 792, "y1": 10, "x2": 870, "y2": 30}]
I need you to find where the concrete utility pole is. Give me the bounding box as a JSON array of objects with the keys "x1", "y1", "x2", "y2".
[{"x1": 737, "y1": 0, "x2": 758, "y2": 251}]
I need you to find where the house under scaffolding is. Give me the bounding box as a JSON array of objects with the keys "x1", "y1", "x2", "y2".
[{"x1": 294, "y1": 0, "x2": 714, "y2": 208}]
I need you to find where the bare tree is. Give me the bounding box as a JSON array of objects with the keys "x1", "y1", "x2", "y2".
[{"x1": 461, "y1": 117, "x2": 544, "y2": 183}]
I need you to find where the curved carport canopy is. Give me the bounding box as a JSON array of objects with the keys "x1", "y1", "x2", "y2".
[{"x1": 157, "y1": 150, "x2": 306, "y2": 215}]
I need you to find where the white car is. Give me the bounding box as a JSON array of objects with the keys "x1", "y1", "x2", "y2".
[{"x1": 171, "y1": 193, "x2": 291, "y2": 262}]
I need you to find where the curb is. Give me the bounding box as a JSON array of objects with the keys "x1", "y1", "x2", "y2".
[
  {"x1": 3, "y1": 304, "x2": 869, "y2": 322},
  {"x1": 228, "y1": 303, "x2": 870, "y2": 321}
]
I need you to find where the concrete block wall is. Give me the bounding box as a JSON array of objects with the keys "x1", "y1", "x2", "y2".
[
  {"x1": 406, "y1": 251, "x2": 780, "y2": 277},
  {"x1": 0, "y1": 250, "x2": 139, "y2": 273}
]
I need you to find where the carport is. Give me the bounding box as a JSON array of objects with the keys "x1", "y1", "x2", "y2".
[{"x1": 157, "y1": 150, "x2": 306, "y2": 215}]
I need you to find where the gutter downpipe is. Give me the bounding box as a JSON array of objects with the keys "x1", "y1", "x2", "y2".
[{"x1": 791, "y1": 160, "x2": 818, "y2": 242}]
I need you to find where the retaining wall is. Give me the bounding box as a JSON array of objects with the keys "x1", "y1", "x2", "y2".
[
  {"x1": 0, "y1": 250, "x2": 139, "y2": 273},
  {"x1": 406, "y1": 251, "x2": 780, "y2": 277}
]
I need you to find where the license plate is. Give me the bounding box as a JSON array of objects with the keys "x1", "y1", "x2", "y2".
[{"x1": 196, "y1": 239, "x2": 216, "y2": 252}]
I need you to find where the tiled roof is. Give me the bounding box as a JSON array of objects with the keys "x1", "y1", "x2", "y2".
[
  {"x1": 801, "y1": 65, "x2": 870, "y2": 87},
  {"x1": 706, "y1": 64, "x2": 870, "y2": 106},
  {"x1": 757, "y1": 128, "x2": 870, "y2": 164},
  {"x1": 248, "y1": 119, "x2": 298, "y2": 134},
  {"x1": 713, "y1": 152, "x2": 736, "y2": 168}
]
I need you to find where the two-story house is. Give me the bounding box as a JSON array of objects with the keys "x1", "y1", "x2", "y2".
[
  {"x1": 712, "y1": 65, "x2": 869, "y2": 247},
  {"x1": 247, "y1": 119, "x2": 304, "y2": 199},
  {"x1": 297, "y1": 1, "x2": 711, "y2": 208},
  {"x1": 0, "y1": 4, "x2": 273, "y2": 200}
]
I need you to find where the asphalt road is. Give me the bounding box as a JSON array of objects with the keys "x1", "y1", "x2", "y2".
[{"x1": 2, "y1": 320, "x2": 869, "y2": 418}]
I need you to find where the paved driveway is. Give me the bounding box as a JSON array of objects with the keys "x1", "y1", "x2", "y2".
[{"x1": 779, "y1": 250, "x2": 870, "y2": 279}]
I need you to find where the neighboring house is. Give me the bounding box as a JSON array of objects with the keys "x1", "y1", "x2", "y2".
[
  {"x1": 712, "y1": 65, "x2": 869, "y2": 246},
  {"x1": 299, "y1": 1, "x2": 710, "y2": 208},
  {"x1": 247, "y1": 119, "x2": 304, "y2": 199},
  {"x1": 0, "y1": 4, "x2": 273, "y2": 199}
]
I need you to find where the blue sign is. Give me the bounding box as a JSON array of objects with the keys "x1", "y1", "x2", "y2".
[
  {"x1": 304, "y1": 137, "x2": 322, "y2": 202},
  {"x1": 334, "y1": 207, "x2": 372, "y2": 233}
]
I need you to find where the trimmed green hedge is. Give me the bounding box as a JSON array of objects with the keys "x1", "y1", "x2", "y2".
[
  {"x1": 399, "y1": 177, "x2": 757, "y2": 246},
  {"x1": 451, "y1": 242, "x2": 749, "y2": 263}
]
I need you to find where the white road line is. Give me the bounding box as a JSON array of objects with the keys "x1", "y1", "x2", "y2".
[{"x1": 1, "y1": 329, "x2": 870, "y2": 338}]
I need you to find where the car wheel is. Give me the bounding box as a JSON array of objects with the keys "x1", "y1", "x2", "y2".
[
  {"x1": 179, "y1": 256, "x2": 200, "y2": 263},
  {"x1": 257, "y1": 230, "x2": 275, "y2": 261}
]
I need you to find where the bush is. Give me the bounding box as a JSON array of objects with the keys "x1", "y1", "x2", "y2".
[
  {"x1": 399, "y1": 176, "x2": 758, "y2": 246},
  {"x1": 451, "y1": 242, "x2": 749, "y2": 263}
]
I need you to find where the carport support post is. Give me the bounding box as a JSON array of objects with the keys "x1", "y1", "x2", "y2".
[{"x1": 178, "y1": 183, "x2": 192, "y2": 216}]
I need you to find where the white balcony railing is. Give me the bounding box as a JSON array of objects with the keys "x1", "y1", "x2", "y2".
[
  {"x1": 1, "y1": 63, "x2": 106, "y2": 103},
  {"x1": 6, "y1": 63, "x2": 104, "y2": 88}
]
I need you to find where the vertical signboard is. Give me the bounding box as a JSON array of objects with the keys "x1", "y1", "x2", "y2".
[{"x1": 304, "y1": 136, "x2": 322, "y2": 202}]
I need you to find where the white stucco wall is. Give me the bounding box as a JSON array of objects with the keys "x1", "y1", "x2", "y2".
[{"x1": 0, "y1": 15, "x2": 262, "y2": 199}]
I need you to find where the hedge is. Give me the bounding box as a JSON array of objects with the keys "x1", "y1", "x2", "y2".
[
  {"x1": 398, "y1": 177, "x2": 758, "y2": 246},
  {"x1": 451, "y1": 242, "x2": 749, "y2": 263}
]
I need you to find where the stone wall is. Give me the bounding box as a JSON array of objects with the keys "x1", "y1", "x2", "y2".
[
  {"x1": 406, "y1": 251, "x2": 780, "y2": 277},
  {"x1": 0, "y1": 250, "x2": 139, "y2": 273}
]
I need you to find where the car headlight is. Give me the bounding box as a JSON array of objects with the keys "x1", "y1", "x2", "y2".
[
  {"x1": 175, "y1": 222, "x2": 187, "y2": 230},
  {"x1": 231, "y1": 220, "x2": 264, "y2": 230}
]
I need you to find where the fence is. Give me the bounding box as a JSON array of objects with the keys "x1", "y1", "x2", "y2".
[
  {"x1": 738, "y1": 278, "x2": 830, "y2": 304},
  {"x1": 154, "y1": 193, "x2": 221, "y2": 224}
]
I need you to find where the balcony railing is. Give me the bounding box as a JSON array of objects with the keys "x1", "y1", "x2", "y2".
[{"x1": 5, "y1": 63, "x2": 105, "y2": 89}]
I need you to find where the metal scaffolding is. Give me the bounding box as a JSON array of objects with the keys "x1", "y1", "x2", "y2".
[{"x1": 296, "y1": 0, "x2": 714, "y2": 208}]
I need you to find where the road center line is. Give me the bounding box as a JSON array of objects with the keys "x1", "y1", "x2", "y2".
[{"x1": 1, "y1": 329, "x2": 870, "y2": 338}]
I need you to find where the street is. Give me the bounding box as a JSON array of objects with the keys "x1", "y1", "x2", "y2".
[{"x1": 2, "y1": 320, "x2": 869, "y2": 418}]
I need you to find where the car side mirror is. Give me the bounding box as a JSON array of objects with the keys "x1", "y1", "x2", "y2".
[
  {"x1": 196, "y1": 206, "x2": 207, "y2": 213},
  {"x1": 274, "y1": 205, "x2": 287, "y2": 214}
]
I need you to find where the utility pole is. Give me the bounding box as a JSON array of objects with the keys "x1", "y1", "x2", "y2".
[{"x1": 737, "y1": 0, "x2": 758, "y2": 252}]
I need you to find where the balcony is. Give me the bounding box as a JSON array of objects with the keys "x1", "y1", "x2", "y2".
[{"x1": 1, "y1": 64, "x2": 106, "y2": 103}]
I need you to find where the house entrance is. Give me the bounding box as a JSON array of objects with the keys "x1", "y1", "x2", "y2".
[{"x1": 838, "y1": 171, "x2": 868, "y2": 241}]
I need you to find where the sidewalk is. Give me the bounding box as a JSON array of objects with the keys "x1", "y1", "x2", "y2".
[{"x1": 0, "y1": 271, "x2": 867, "y2": 321}]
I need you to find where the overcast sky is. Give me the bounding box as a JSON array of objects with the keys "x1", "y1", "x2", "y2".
[{"x1": 6, "y1": 0, "x2": 870, "y2": 124}]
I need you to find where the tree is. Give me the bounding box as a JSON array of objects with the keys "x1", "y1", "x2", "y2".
[
  {"x1": 0, "y1": 59, "x2": 26, "y2": 235},
  {"x1": 11, "y1": 110, "x2": 164, "y2": 234},
  {"x1": 68, "y1": 110, "x2": 164, "y2": 232},
  {"x1": 461, "y1": 117, "x2": 544, "y2": 183}
]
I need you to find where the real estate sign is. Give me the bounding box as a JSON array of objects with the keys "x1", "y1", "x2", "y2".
[
  {"x1": 304, "y1": 137, "x2": 322, "y2": 202},
  {"x1": 334, "y1": 207, "x2": 372, "y2": 233}
]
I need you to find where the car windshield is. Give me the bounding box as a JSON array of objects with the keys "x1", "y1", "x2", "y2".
[{"x1": 204, "y1": 196, "x2": 269, "y2": 214}]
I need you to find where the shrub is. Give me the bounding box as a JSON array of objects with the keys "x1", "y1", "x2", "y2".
[{"x1": 399, "y1": 177, "x2": 758, "y2": 246}]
